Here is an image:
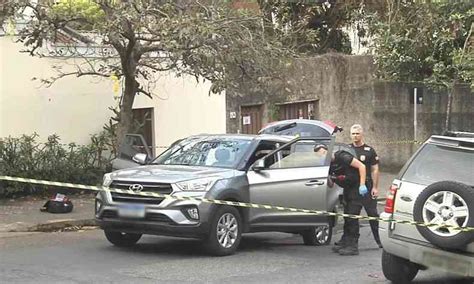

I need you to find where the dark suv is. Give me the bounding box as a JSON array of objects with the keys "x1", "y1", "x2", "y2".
[{"x1": 380, "y1": 132, "x2": 474, "y2": 282}]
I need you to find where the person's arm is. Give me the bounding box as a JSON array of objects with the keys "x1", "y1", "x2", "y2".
[
  {"x1": 350, "y1": 158, "x2": 366, "y2": 186},
  {"x1": 371, "y1": 164, "x2": 380, "y2": 197}
]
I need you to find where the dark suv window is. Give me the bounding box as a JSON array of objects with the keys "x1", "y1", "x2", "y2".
[{"x1": 402, "y1": 144, "x2": 474, "y2": 186}]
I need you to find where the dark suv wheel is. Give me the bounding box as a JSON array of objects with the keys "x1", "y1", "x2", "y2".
[
  {"x1": 104, "y1": 230, "x2": 142, "y2": 247},
  {"x1": 205, "y1": 205, "x2": 242, "y2": 256},
  {"x1": 382, "y1": 250, "x2": 419, "y2": 283}
]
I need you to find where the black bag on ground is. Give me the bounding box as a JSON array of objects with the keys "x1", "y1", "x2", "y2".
[{"x1": 40, "y1": 194, "x2": 74, "y2": 213}]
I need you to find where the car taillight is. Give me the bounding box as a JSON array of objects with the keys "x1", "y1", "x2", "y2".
[{"x1": 384, "y1": 184, "x2": 398, "y2": 213}]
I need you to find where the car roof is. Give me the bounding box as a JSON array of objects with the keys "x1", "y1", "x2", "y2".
[
  {"x1": 259, "y1": 119, "x2": 334, "y2": 134},
  {"x1": 428, "y1": 135, "x2": 474, "y2": 146},
  {"x1": 188, "y1": 133, "x2": 294, "y2": 142}
]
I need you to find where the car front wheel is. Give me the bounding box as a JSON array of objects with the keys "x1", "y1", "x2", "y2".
[
  {"x1": 302, "y1": 224, "x2": 332, "y2": 246},
  {"x1": 205, "y1": 205, "x2": 242, "y2": 256},
  {"x1": 382, "y1": 250, "x2": 419, "y2": 283},
  {"x1": 104, "y1": 230, "x2": 142, "y2": 247}
]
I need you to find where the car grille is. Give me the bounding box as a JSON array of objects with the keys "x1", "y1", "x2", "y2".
[
  {"x1": 102, "y1": 210, "x2": 118, "y2": 219},
  {"x1": 100, "y1": 210, "x2": 174, "y2": 224},
  {"x1": 110, "y1": 181, "x2": 172, "y2": 205}
]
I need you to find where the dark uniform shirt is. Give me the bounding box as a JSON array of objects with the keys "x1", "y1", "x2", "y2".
[
  {"x1": 348, "y1": 143, "x2": 379, "y2": 186},
  {"x1": 330, "y1": 150, "x2": 360, "y2": 199}
]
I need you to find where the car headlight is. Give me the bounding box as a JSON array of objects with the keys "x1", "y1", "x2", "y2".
[
  {"x1": 175, "y1": 177, "x2": 220, "y2": 192},
  {"x1": 102, "y1": 173, "x2": 113, "y2": 187}
]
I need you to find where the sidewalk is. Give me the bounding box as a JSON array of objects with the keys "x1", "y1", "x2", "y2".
[
  {"x1": 0, "y1": 172, "x2": 397, "y2": 233},
  {"x1": 0, "y1": 194, "x2": 96, "y2": 233}
]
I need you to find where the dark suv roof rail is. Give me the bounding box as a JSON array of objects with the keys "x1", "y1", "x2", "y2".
[{"x1": 442, "y1": 131, "x2": 474, "y2": 138}]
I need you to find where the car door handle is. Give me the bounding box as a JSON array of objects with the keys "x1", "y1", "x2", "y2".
[
  {"x1": 400, "y1": 195, "x2": 413, "y2": 202},
  {"x1": 305, "y1": 180, "x2": 325, "y2": 186}
]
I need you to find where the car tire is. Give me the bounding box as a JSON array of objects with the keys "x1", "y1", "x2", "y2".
[
  {"x1": 205, "y1": 205, "x2": 242, "y2": 256},
  {"x1": 302, "y1": 224, "x2": 333, "y2": 246},
  {"x1": 382, "y1": 250, "x2": 419, "y2": 283},
  {"x1": 104, "y1": 230, "x2": 142, "y2": 247},
  {"x1": 413, "y1": 181, "x2": 474, "y2": 249}
]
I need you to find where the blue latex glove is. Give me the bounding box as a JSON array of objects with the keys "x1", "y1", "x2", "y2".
[{"x1": 359, "y1": 184, "x2": 368, "y2": 196}]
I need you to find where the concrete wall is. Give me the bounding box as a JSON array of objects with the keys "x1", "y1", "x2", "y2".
[
  {"x1": 227, "y1": 54, "x2": 473, "y2": 171},
  {"x1": 0, "y1": 37, "x2": 116, "y2": 145},
  {"x1": 133, "y1": 74, "x2": 226, "y2": 155},
  {"x1": 1, "y1": 37, "x2": 226, "y2": 149}
]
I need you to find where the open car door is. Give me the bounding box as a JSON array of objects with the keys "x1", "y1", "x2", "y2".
[
  {"x1": 246, "y1": 136, "x2": 335, "y2": 228},
  {"x1": 111, "y1": 134, "x2": 152, "y2": 171}
]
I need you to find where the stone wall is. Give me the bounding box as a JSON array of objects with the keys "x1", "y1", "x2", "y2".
[{"x1": 226, "y1": 54, "x2": 473, "y2": 171}]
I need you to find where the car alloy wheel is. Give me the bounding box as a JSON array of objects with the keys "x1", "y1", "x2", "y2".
[
  {"x1": 414, "y1": 181, "x2": 474, "y2": 249},
  {"x1": 216, "y1": 213, "x2": 239, "y2": 248},
  {"x1": 422, "y1": 190, "x2": 469, "y2": 237},
  {"x1": 302, "y1": 224, "x2": 333, "y2": 246},
  {"x1": 206, "y1": 206, "x2": 242, "y2": 256},
  {"x1": 314, "y1": 225, "x2": 331, "y2": 244}
]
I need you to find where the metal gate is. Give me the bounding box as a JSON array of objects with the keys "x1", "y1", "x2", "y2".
[{"x1": 240, "y1": 104, "x2": 263, "y2": 134}]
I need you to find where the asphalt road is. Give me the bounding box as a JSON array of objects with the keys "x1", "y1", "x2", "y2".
[{"x1": 0, "y1": 226, "x2": 470, "y2": 284}]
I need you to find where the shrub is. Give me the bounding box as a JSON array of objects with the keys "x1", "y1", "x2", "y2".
[{"x1": 0, "y1": 132, "x2": 115, "y2": 198}]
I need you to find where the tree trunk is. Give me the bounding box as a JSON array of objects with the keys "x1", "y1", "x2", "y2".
[{"x1": 116, "y1": 75, "x2": 137, "y2": 149}]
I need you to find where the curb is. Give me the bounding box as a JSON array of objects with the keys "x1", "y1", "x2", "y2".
[{"x1": 7, "y1": 219, "x2": 96, "y2": 233}]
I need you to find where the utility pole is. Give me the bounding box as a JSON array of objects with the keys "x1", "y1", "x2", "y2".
[{"x1": 414, "y1": 87, "x2": 417, "y2": 142}]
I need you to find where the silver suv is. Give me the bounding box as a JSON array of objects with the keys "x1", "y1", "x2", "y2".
[
  {"x1": 380, "y1": 132, "x2": 474, "y2": 282},
  {"x1": 96, "y1": 134, "x2": 342, "y2": 255}
]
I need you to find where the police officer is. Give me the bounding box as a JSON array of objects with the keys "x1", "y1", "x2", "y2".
[
  {"x1": 314, "y1": 144, "x2": 368, "y2": 256},
  {"x1": 348, "y1": 124, "x2": 382, "y2": 248}
]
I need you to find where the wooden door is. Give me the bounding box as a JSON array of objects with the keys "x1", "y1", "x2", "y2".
[{"x1": 241, "y1": 105, "x2": 263, "y2": 134}]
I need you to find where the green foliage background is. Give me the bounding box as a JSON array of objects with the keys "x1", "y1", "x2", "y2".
[
  {"x1": 0, "y1": 132, "x2": 115, "y2": 198},
  {"x1": 364, "y1": 1, "x2": 473, "y2": 88}
]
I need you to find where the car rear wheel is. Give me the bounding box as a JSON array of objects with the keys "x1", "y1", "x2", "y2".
[
  {"x1": 104, "y1": 230, "x2": 142, "y2": 247},
  {"x1": 302, "y1": 224, "x2": 332, "y2": 246},
  {"x1": 413, "y1": 181, "x2": 474, "y2": 249},
  {"x1": 205, "y1": 205, "x2": 242, "y2": 256},
  {"x1": 382, "y1": 250, "x2": 419, "y2": 283}
]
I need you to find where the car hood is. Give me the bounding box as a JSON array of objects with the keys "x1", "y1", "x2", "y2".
[{"x1": 109, "y1": 164, "x2": 236, "y2": 184}]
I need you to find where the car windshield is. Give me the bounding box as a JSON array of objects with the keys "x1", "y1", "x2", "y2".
[
  {"x1": 260, "y1": 123, "x2": 331, "y2": 137},
  {"x1": 402, "y1": 144, "x2": 474, "y2": 186},
  {"x1": 152, "y1": 137, "x2": 252, "y2": 169}
]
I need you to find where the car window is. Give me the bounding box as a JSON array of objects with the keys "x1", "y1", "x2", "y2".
[
  {"x1": 265, "y1": 139, "x2": 331, "y2": 169},
  {"x1": 402, "y1": 144, "x2": 474, "y2": 186},
  {"x1": 153, "y1": 137, "x2": 252, "y2": 169},
  {"x1": 246, "y1": 140, "x2": 281, "y2": 169}
]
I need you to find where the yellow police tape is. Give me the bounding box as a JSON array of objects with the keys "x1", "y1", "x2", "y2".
[
  {"x1": 371, "y1": 140, "x2": 424, "y2": 145},
  {"x1": 0, "y1": 175, "x2": 472, "y2": 232}
]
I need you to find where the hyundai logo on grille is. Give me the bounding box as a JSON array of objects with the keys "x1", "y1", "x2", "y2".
[{"x1": 129, "y1": 184, "x2": 144, "y2": 192}]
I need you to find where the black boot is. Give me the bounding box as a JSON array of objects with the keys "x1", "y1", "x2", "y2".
[
  {"x1": 332, "y1": 235, "x2": 347, "y2": 253},
  {"x1": 338, "y1": 238, "x2": 359, "y2": 256},
  {"x1": 334, "y1": 235, "x2": 346, "y2": 246}
]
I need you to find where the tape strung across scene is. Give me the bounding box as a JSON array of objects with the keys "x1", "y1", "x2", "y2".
[
  {"x1": 0, "y1": 175, "x2": 472, "y2": 232},
  {"x1": 370, "y1": 140, "x2": 424, "y2": 145}
]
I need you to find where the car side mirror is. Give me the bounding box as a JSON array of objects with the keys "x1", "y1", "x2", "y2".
[
  {"x1": 252, "y1": 159, "x2": 266, "y2": 172},
  {"x1": 132, "y1": 153, "x2": 148, "y2": 165}
]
